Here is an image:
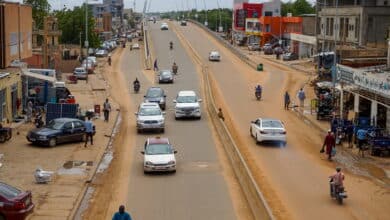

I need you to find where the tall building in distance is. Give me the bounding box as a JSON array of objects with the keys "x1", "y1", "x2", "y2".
[{"x1": 90, "y1": 0, "x2": 124, "y2": 34}]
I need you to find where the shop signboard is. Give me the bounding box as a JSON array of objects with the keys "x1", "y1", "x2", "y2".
[
  {"x1": 337, "y1": 64, "x2": 354, "y2": 84},
  {"x1": 353, "y1": 71, "x2": 390, "y2": 97},
  {"x1": 245, "y1": 18, "x2": 260, "y2": 35},
  {"x1": 236, "y1": 9, "x2": 247, "y2": 29}
]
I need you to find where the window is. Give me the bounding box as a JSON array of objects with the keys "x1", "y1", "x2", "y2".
[
  {"x1": 74, "y1": 121, "x2": 84, "y2": 128},
  {"x1": 330, "y1": 18, "x2": 334, "y2": 36},
  {"x1": 339, "y1": 18, "x2": 344, "y2": 39},
  {"x1": 326, "y1": 18, "x2": 330, "y2": 35},
  {"x1": 63, "y1": 122, "x2": 73, "y2": 130},
  {"x1": 355, "y1": 17, "x2": 360, "y2": 39},
  {"x1": 345, "y1": 18, "x2": 349, "y2": 38},
  {"x1": 265, "y1": 24, "x2": 270, "y2": 32}
]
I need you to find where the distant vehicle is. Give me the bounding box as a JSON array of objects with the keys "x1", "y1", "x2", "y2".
[
  {"x1": 209, "y1": 51, "x2": 221, "y2": 61},
  {"x1": 282, "y1": 52, "x2": 299, "y2": 61},
  {"x1": 158, "y1": 70, "x2": 174, "y2": 83},
  {"x1": 144, "y1": 87, "x2": 167, "y2": 110},
  {"x1": 87, "y1": 56, "x2": 98, "y2": 66},
  {"x1": 174, "y1": 90, "x2": 202, "y2": 119},
  {"x1": 135, "y1": 103, "x2": 165, "y2": 133},
  {"x1": 180, "y1": 20, "x2": 187, "y2": 26},
  {"x1": 81, "y1": 60, "x2": 94, "y2": 74},
  {"x1": 0, "y1": 181, "x2": 34, "y2": 220},
  {"x1": 26, "y1": 118, "x2": 87, "y2": 147},
  {"x1": 132, "y1": 43, "x2": 140, "y2": 49},
  {"x1": 250, "y1": 118, "x2": 286, "y2": 146},
  {"x1": 95, "y1": 49, "x2": 108, "y2": 57},
  {"x1": 73, "y1": 67, "x2": 88, "y2": 80},
  {"x1": 160, "y1": 22, "x2": 169, "y2": 30},
  {"x1": 273, "y1": 47, "x2": 283, "y2": 55},
  {"x1": 263, "y1": 43, "x2": 273, "y2": 54},
  {"x1": 141, "y1": 137, "x2": 177, "y2": 173},
  {"x1": 248, "y1": 43, "x2": 261, "y2": 51}
]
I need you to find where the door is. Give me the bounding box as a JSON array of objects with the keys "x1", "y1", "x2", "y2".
[
  {"x1": 60, "y1": 122, "x2": 74, "y2": 143},
  {"x1": 73, "y1": 121, "x2": 86, "y2": 141},
  {"x1": 0, "y1": 89, "x2": 5, "y2": 121},
  {"x1": 11, "y1": 84, "x2": 17, "y2": 119}
]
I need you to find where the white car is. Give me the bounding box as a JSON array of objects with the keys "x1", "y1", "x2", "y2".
[
  {"x1": 161, "y1": 23, "x2": 169, "y2": 30},
  {"x1": 141, "y1": 137, "x2": 177, "y2": 173},
  {"x1": 209, "y1": 51, "x2": 221, "y2": 61},
  {"x1": 73, "y1": 67, "x2": 88, "y2": 80},
  {"x1": 174, "y1": 90, "x2": 202, "y2": 119},
  {"x1": 250, "y1": 118, "x2": 286, "y2": 145},
  {"x1": 135, "y1": 103, "x2": 165, "y2": 133},
  {"x1": 87, "y1": 56, "x2": 97, "y2": 66},
  {"x1": 95, "y1": 49, "x2": 108, "y2": 57},
  {"x1": 132, "y1": 43, "x2": 140, "y2": 49}
]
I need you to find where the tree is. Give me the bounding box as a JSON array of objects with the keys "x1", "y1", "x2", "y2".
[
  {"x1": 54, "y1": 4, "x2": 100, "y2": 48},
  {"x1": 281, "y1": 0, "x2": 314, "y2": 16},
  {"x1": 24, "y1": 0, "x2": 51, "y2": 30}
]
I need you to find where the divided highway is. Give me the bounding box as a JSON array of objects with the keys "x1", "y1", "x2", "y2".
[{"x1": 121, "y1": 22, "x2": 237, "y2": 220}]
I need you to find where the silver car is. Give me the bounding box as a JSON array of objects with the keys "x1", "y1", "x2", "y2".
[
  {"x1": 158, "y1": 70, "x2": 174, "y2": 83},
  {"x1": 73, "y1": 67, "x2": 87, "y2": 80},
  {"x1": 135, "y1": 103, "x2": 165, "y2": 133}
]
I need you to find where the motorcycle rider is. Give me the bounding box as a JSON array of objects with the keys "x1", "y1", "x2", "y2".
[
  {"x1": 255, "y1": 84, "x2": 262, "y2": 99},
  {"x1": 329, "y1": 167, "x2": 345, "y2": 195},
  {"x1": 169, "y1": 41, "x2": 173, "y2": 49},
  {"x1": 172, "y1": 62, "x2": 178, "y2": 74},
  {"x1": 133, "y1": 78, "x2": 140, "y2": 92},
  {"x1": 108, "y1": 55, "x2": 112, "y2": 66}
]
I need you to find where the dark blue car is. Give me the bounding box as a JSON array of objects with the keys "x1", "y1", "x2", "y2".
[
  {"x1": 26, "y1": 118, "x2": 86, "y2": 147},
  {"x1": 144, "y1": 87, "x2": 166, "y2": 110}
]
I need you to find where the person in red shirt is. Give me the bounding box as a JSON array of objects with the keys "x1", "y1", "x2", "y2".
[{"x1": 322, "y1": 130, "x2": 336, "y2": 161}]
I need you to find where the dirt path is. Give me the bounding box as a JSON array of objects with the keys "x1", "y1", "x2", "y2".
[{"x1": 82, "y1": 48, "x2": 137, "y2": 220}]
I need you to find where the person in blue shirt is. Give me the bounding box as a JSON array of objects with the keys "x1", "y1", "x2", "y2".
[
  {"x1": 112, "y1": 205, "x2": 132, "y2": 220},
  {"x1": 84, "y1": 117, "x2": 94, "y2": 147},
  {"x1": 356, "y1": 128, "x2": 368, "y2": 152}
]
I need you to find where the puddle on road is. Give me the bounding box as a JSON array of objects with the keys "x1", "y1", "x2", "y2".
[
  {"x1": 74, "y1": 187, "x2": 95, "y2": 220},
  {"x1": 58, "y1": 160, "x2": 93, "y2": 175},
  {"x1": 97, "y1": 151, "x2": 113, "y2": 173}
]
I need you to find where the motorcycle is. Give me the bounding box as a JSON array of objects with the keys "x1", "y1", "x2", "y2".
[
  {"x1": 169, "y1": 42, "x2": 173, "y2": 50},
  {"x1": 108, "y1": 57, "x2": 112, "y2": 66},
  {"x1": 329, "y1": 179, "x2": 347, "y2": 204},
  {"x1": 255, "y1": 91, "x2": 262, "y2": 101},
  {"x1": 172, "y1": 65, "x2": 178, "y2": 75},
  {"x1": 34, "y1": 113, "x2": 44, "y2": 128},
  {"x1": 134, "y1": 82, "x2": 140, "y2": 93}
]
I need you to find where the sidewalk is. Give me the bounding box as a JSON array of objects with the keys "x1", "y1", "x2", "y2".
[{"x1": 5, "y1": 57, "x2": 119, "y2": 220}]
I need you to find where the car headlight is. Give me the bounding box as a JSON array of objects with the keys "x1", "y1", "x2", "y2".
[
  {"x1": 167, "y1": 160, "x2": 175, "y2": 165},
  {"x1": 157, "y1": 119, "x2": 164, "y2": 123},
  {"x1": 145, "y1": 161, "x2": 153, "y2": 165}
]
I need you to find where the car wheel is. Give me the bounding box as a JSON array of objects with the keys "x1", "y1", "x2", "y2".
[
  {"x1": 144, "y1": 170, "x2": 149, "y2": 174},
  {"x1": 137, "y1": 129, "x2": 142, "y2": 134},
  {"x1": 0, "y1": 135, "x2": 5, "y2": 143},
  {"x1": 197, "y1": 116, "x2": 201, "y2": 120},
  {"x1": 161, "y1": 128, "x2": 165, "y2": 133},
  {"x1": 172, "y1": 170, "x2": 176, "y2": 174},
  {"x1": 48, "y1": 138, "x2": 57, "y2": 147},
  {"x1": 175, "y1": 116, "x2": 179, "y2": 120}
]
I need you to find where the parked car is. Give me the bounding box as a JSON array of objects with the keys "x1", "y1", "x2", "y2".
[
  {"x1": 263, "y1": 44, "x2": 273, "y2": 55},
  {"x1": 273, "y1": 46, "x2": 283, "y2": 55},
  {"x1": 95, "y1": 49, "x2": 108, "y2": 57},
  {"x1": 174, "y1": 90, "x2": 202, "y2": 119},
  {"x1": 0, "y1": 181, "x2": 34, "y2": 220},
  {"x1": 250, "y1": 118, "x2": 286, "y2": 146},
  {"x1": 73, "y1": 67, "x2": 88, "y2": 80},
  {"x1": 158, "y1": 70, "x2": 174, "y2": 83},
  {"x1": 132, "y1": 43, "x2": 140, "y2": 49},
  {"x1": 180, "y1": 20, "x2": 187, "y2": 26},
  {"x1": 87, "y1": 56, "x2": 98, "y2": 66},
  {"x1": 160, "y1": 23, "x2": 169, "y2": 30},
  {"x1": 26, "y1": 118, "x2": 87, "y2": 147},
  {"x1": 282, "y1": 52, "x2": 299, "y2": 61},
  {"x1": 144, "y1": 87, "x2": 167, "y2": 110},
  {"x1": 135, "y1": 103, "x2": 165, "y2": 133},
  {"x1": 141, "y1": 137, "x2": 177, "y2": 173},
  {"x1": 248, "y1": 43, "x2": 261, "y2": 51},
  {"x1": 81, "y1": 60, "x2": 94, "y2": 74},
  {"x1": 209, "y1": 51, "x2": 221, "y2": 61}
]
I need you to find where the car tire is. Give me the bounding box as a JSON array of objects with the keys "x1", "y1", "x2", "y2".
[
  {"x1": 161, "y1": 128, "x2": 165, "y2": 133},
  {"x1": 137, "y1": 129, "x2": 142, "y2": 134},
  {"x1": 175, "y1": 116, "x2": 179, "y2": 120},
  {"x1": 197, "y1": 116, "x2": 201, "y2": 120},
  {"x1": 48, "y1": 138, "x2": 57, "y2": 147},
  {"x1": 144, "y1": 170, "x2": 149, "y2": 174},
  {"x1": 172, "y1": 170, "x2": 176, "y2": 174}
]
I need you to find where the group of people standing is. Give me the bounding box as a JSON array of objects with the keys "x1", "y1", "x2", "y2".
[{"x1": 283, "y1": 88, "x2": 306, "y2": 110}]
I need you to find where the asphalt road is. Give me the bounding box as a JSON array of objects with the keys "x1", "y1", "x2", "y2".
[
  {"x1": 174, "y1": 21, "x2": 389, "y2": 220},
  {"x1": 120, "y1": 22, "x2": 236, "y2": 220}
]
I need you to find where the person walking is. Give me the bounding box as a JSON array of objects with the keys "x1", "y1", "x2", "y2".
[
  {"x1": 321, "y1": 130, "x2": 336, "y2": 161},
  {"x1": 84, "y1": 117, "x2": 94, "y2": 147},
  {"x1": 112, "y1": 205, "x2": 132, "y2": 220},
  {"x1": 356, "y1": 128, "x2": 368, "y2": 157},
  {"x1": 153, "y1": 59, "x2": 159, "y2": 71},
  {"x1": 297, "y1": 88, "x2": 306, "y2": 108},
  {"x1": 103, "y1": 98, "x2": 111, "y2": 122},
  {"x1": 27, "y1": 100, "x2": 33, "y2": 122},
  {"x1": 346, "y1": 123, "x2": 354, "y2": 148},
  {"x1": 284, "y1": 91, "x2": 290, "y2": 110}
]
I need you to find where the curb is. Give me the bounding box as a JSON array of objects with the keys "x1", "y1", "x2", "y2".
[{"x1": 69, "y1": 111, "x2": 121, "y2": 220}]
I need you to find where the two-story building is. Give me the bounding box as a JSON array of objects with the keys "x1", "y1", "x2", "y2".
[{"x1": 0, "y1": 2, "x2": 31, "y2": 122}]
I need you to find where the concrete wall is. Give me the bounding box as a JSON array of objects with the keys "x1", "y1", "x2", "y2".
[
  {"x1": 302, "y1": 16, "x2": 315, "y2": 36},
  {"x1": 0, "y1": 71, "x2": 22, "y2": 122},
  {"x1": 1, "y1": 2, "x2": 32, "y2": 68}
]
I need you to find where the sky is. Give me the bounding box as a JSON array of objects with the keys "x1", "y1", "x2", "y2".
[{"x1": 9, "y1": 0, "x2": 314, "y2": 12}]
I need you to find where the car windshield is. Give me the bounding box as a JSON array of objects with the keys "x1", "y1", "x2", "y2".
[
  {"x1": 46, "y1": 120, "x2": 65, "y2": 130},
  {"x1": 139, "y1": 107, "x2": 161, "y2": 116},
  {"x1": 161, "y1": 71, "x2": 171, "y2": 77},
  {"x1": 0, "y1": 182, "x2": 22, "y2": 199},
  {"x1": 262, "y1": 120, "x2": 283, "y2": 128},
  {"x1": 146, "y1": 89, "x2": 162, "y2": 98},
  {"x1": 177, "y1": 95, "x2": 196, "y2": 103},
  {"x1": 145, "y1": 144, "x2": 173, "y2": 155}
]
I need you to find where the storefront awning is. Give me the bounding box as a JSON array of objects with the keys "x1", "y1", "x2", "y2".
[{"x1": 21, "y1": 69, "x2": 56, "y2": 83}]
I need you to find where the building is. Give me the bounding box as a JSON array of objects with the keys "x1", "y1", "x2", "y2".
[
  {"x1": 289, "y1": 14, "x2": 317, "y2": 58},
  {"x1": 0, "y1": 71, "x2": 23, "y2": 122},
  {"x1": 0, "y1": 2, "x2": 32, "y2": 69},
  {"x1": 90, "y1": 0, "x2": 124, "y2": 34},
  {"x1": 317, "y1": 0, "x2": 390, "y2": 59}
]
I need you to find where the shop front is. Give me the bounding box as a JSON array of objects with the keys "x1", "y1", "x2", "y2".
[{"x1": 0, "y1": 70, "x2": 23, "y2": 123}]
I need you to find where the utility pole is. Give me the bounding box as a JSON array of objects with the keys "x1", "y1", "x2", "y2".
[
  {"x1": 203, "y1": 0, "x2": 207, "y2": 26},
  {"x1": 85, "y1": 0, "x2": 89, "y2": 57}
]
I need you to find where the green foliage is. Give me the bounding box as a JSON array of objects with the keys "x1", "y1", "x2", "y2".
[
  {"x1": 54, "y1": 4, "x2": 100, "y2": 48},
  {"x1": 24, "y1": 0, "x2": 51, "y2": 29},
  {"x1": 281, "y1": 0, "x2": 314, "y2": 16}
]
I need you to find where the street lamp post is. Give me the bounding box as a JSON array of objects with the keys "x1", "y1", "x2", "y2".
[{"x1": 85, "y1": 0, "x2": 89, "y2": 56}]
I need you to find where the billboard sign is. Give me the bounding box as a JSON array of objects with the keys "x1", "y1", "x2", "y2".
[{"x1": 245, "y1": 18, "x2": 260, "y2": 35}]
